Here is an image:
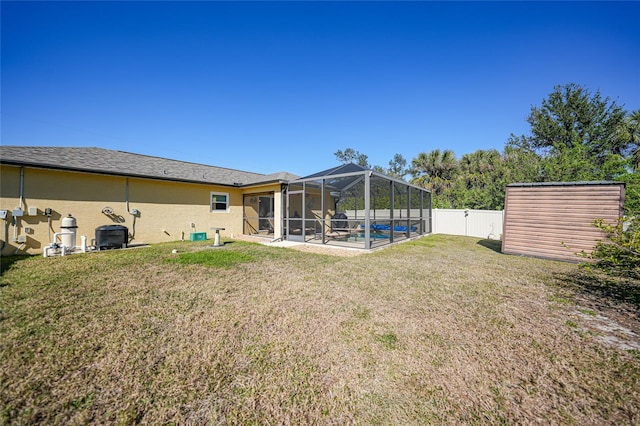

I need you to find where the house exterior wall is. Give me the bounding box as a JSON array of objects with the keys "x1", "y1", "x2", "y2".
[
  {"x1": 501, "y1": 182, "x2": 625, "y2": 262},
  {"x1": 0, "y1": 164, "x2": 280, "y2": 255}
]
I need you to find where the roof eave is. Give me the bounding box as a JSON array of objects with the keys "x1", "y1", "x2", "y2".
[
  {"x1": 0, "y1": 159, "x2": 248, "y2": 188},
  {"x1": 241, "y1": 179, "x2": 291, "y2": 188}
]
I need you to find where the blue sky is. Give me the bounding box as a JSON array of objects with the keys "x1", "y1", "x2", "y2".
[{"x1": 2, "y1": 1, "x2": 639, "y2": 177}]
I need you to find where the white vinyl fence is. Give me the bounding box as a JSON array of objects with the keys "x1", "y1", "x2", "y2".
[
  {"x1": 343, "y1": 208, "x2": 503, "y2": 240},
  {"x1": 432, "y1": 209, "x2": 503, "y2": 240}
]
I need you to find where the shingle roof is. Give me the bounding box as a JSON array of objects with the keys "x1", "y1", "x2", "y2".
[
  {"x1": 261, "y1": 171, "x2": 301, "y2": 182},
  {"x1": 0, "y1": 146, "x2": 298, "y2": 187}
]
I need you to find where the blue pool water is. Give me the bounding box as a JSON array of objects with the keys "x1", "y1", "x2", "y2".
[{"x1": 352, "y1": 233, "x2": 389, "y2": 240}]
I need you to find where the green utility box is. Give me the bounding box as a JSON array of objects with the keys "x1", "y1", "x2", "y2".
[{"x1": 189, "y1": 232, "x2": 207, "y2": 241}]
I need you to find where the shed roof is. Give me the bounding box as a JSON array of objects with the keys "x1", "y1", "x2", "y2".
[
  {"x1": 0, "y1": 146, "x2": 298, "y2": 187},
  {"x1": 507, "y1": 181, "x2": 624, "y2": 187}
]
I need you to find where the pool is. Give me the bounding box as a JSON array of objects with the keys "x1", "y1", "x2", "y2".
[{"x1": 348, "y1": 232, "x2": 389, "y2": 241}]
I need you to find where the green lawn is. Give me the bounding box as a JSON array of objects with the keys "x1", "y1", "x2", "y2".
[{"x1": 1, "y1": 235, "x2": 638, "y2": 424}]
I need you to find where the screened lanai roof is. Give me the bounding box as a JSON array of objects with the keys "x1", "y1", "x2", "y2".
[
  {"x1": 293, "y1": 163, "x2": 370, "y2": 192},
  {"x1": 293, "y1": 162, "x2": 430, "y2": 194},
  {"x1": 299, "y1": 163, "x2": 369, "y2": 180}
]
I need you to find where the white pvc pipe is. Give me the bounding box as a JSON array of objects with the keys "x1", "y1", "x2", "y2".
[
  {"x1": 43, "y1": 237, "x2": 90, "y2": 257},
  {"x1": 13, "y1": 166, "x2": 24, "y2": 246},
  {"x1": 19, "y1": 166, "x2": 24, "y2": 210}
]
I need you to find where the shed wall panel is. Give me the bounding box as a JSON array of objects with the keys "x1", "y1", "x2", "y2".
[{"x1": 501, "y1": 183, "x2": 624, "y2": 262}]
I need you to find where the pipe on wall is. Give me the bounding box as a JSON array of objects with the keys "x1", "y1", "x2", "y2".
[
  {"x1": 12, "y1": 166, "x2": 25, "y2": 245},
  {"x1": 7, "y1": 166, "x2": 27, "y2": 254},
  {"x1": 125, "y1": 178, "x2": 137, "y2": 239},
  {"x1": 125, "y1": 178, "x2": 132, "y2": 214},
  {"x1": 19, "y1": 166, "x2": 24, "y2": 209}
]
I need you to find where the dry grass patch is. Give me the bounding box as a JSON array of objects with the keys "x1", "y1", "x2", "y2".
[{"x1": 1, "y1": 236, "x2": 639, "y2": 424}]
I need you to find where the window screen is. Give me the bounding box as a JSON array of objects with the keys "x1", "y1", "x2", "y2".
[{"x1": 211, "y1": 192, "x2": 229, "y2": 212}]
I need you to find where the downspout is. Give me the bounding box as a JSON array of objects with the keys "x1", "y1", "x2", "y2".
[
  {"x1": 125, "y1": 178, "x2": 137, "y2": 239},
  {"x1": 13, "y1": 167, "x2": 25, "y2": 254},
  {"x1": 125, "y1": 178, "x2": 132, "y2": 214},
  {"x1": 13, "y1": 167, "x2": 25, "y2": 243},
  {"x1": 19, "y1": 166, "x2": 24, "y2": 211}
]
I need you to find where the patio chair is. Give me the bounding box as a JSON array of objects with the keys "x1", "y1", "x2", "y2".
[{"x1": 326, "y1": 213, "x2": 359, "y2": 240}]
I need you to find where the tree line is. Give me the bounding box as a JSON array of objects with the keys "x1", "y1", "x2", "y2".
[{"x1": 335, "y1": 83, "x2": 639, "y2": 213}]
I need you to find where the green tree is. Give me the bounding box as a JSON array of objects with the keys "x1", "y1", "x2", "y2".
[
  {"x1": 615, "y1": 111, "x2": 640, "y2": 212},
  {"x1": 527, "y1": 83, "x2": 629, "y2": 181},
  {"x1": 503, "y1": 134, "x2": 542, "y2": 184},
  {"x1": 387, "y1": 153, "x2": 409, "y2": 180},
  {"x1": 456, "y1": 149, "x2": 505, "y2": 209},
  {"x1": 616, "y1": 172, "x2": 640, "y2": 213},
  {"x1": 582, "y1": 110, "x2": 640, "y2": 281},
  {"x1": 621, "y1": 110, "x2": 640, "y2": 171},
  {"x1": 334, "y1": 148, "x2": 370, "y2": 168},
  {"x1": 539, "y1": 143, "x2": 599, "y2": 181}
]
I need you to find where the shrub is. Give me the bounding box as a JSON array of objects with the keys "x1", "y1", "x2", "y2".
[{"x1": 583, "y1": 216, "x2": 640, "y2": 279}]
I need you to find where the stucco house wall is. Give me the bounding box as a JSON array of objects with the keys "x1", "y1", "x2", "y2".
[
  {"x1": 0, "y1": 147, "x2": 293, "y2": 255},
  {"x1": 0, "y1": 164, "x2": 274, "y2": 254}
]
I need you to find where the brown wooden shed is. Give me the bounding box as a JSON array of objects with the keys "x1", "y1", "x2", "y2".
[{"x1": 502, "y1": 182, "x2": 625, "y2": 262}]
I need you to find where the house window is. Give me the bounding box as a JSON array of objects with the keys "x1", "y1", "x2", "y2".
[{"x1": 210, "y1": 192, "x2": 229, "y2": 213}]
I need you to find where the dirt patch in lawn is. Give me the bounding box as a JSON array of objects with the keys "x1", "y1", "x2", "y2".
[{"x1": 552, "y1": 269, "x2": 640, "y2": 352}]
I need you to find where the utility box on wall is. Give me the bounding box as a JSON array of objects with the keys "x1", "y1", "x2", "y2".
[{"x1": 502, "y1": 182, "x2": 625, "y2": 262}]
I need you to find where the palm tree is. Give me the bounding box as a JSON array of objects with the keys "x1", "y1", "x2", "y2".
[
  {"x1": 459, "y1": 149, "x2": 501, "y2": 184},
  {"x1": 627, "y1": 110, "x2": 640, "y2": 170},
  {"x1": 409, "y1": 149, "x2": 458, "y2": 195}
]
